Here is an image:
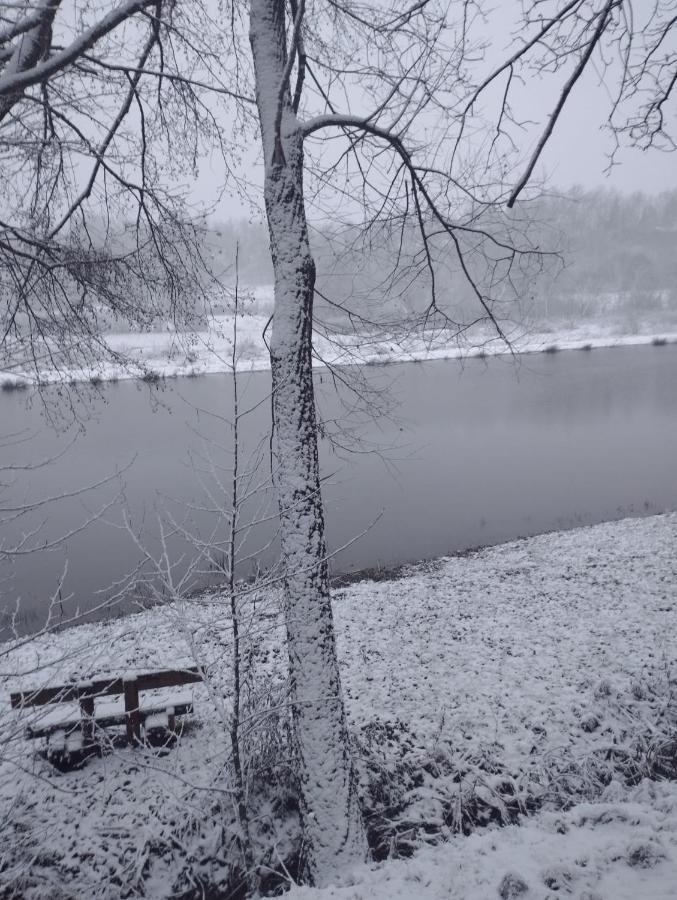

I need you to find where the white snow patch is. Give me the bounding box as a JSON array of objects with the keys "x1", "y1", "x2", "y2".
[
  {"x1": 287, "y1": 782, "x2": 677, "y2": 899},
  {"x1": 3, "y1": 285, "x2": 677, "y2": 386}
]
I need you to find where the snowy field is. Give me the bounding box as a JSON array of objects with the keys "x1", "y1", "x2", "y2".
[
  {"x1": 1, "y1": 513, "x2": 676, "y2": 897},
  {"x1": 1, "y1": 285, "x2": 677, "y2": 387}
]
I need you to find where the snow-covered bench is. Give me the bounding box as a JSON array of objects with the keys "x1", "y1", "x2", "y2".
[{"x1": 10, "y1": 666, "x2": 203, "y2": 754}]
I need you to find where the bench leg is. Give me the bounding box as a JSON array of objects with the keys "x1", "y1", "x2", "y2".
[
  {"x1": 123, "y1": 678, "x2": 141, "y2": 745},
  {"x1": 78, "y1": 685, "x2": 95, "y2": 747}
]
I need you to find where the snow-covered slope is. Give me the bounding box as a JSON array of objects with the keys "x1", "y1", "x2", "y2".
[
  {"x1": 287, "y1": 782, "x2": 677, "y2": 899},
  {"x1": 1, "y1": 513, "x2": 676, "y2": 896}
]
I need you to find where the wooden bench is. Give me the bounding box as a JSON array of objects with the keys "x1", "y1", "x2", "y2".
[{"x1": 10, "y1": 666, "x2": 203, "y2": 751}]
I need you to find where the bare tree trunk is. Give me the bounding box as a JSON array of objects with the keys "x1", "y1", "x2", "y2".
[{"x1": 249, "y1": 0, "x2": 366, "y2": 884}]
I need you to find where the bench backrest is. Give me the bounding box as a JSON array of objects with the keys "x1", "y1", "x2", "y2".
[{"x1": 10, "y1": 666, "x2": 202, "y2": 709}]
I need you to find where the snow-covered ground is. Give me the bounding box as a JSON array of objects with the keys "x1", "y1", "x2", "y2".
[
  {"x1": 1, "y1": 286, "x2": 677, "y2": 387},
  {"x1": 1, "y1": 513, "x2": 676, "y2": 896},
  {"x1": 288, "y1": 784, "x2": 677, "y2": 900}
]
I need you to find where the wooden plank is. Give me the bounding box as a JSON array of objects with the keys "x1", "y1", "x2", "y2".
[
  {"x1": 11, "y1": 678, "x2": 122, "y2": 709},
  {"x1": 26, "y1": 703, "x2": 193, "y2": 740},
  {"x1": 135, "y1": 668, "x2": 203, "y2": 692},
  {"x1": 10, "y1": 666, "x2": 202, "y2": 709}
]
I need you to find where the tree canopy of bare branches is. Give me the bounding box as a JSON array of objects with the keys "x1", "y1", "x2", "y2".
[{"x1": 0, "y1": 0, "x2": 252, "y2": 379}]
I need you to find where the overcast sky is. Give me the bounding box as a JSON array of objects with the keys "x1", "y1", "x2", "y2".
[
  {"x1": 195, "y1": 1, "x2": 676, "y2": 222},
  {"x1": 525, "y1": 65, "x2": 676, "y2": 195},
  {"x1": 474, "y1": 0, "x2": 676, "y2": 197}
]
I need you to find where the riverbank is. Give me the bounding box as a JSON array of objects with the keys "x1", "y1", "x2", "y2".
[
  {"x1": 1, "y1": 512, "x2": 676, "y2": 897},
  {"x1": 2, "y1": 308, "x2": 677, "y2": 388}
]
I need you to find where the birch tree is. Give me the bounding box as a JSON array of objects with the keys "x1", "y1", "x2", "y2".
[{"x1": 248, "y1": 4, "x2": 369, "y2": 883}]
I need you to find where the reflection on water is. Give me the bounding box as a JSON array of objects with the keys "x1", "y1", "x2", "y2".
[{"x1": 1, "y1": 344, "x2": 676, "y2": 632}]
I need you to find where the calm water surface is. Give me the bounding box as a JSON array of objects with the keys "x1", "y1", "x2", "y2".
[{"x1": 2, "y1": 345, "x2": 676, "y2": 630}]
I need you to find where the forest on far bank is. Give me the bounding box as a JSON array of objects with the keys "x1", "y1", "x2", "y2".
[{"x1": 203, "y1": 187, "x2": 677, "y2": 336}]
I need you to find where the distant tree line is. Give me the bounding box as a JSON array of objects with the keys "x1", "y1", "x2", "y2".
[
  {"x1": 526, "y1": 188, "x2": 677, "y2": 327},
  {"x1": 207, "y1": 188, "x2": 677, "y2": 336}
]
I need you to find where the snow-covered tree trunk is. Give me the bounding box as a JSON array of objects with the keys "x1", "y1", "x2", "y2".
[{"x1": 249, "y1": 0, "x2": 366, "y2": 884}]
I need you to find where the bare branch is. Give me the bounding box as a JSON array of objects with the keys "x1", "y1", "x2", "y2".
[{"x1": 507, "y1": 0, "x2": 623, "y2": 207}]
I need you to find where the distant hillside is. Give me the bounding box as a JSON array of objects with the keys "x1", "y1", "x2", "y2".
[{"x1": 203, "y1": 188, "x2": 677, "y2": 336}]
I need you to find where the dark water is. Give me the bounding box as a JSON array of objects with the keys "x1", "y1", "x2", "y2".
[{"x1": 2, "y1": 344, "x2": 676, "y2": 631}]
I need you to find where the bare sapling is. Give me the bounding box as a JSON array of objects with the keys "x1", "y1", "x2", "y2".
[{"x1": 225, "y1": 243, "x2": 257, "y2": 891}]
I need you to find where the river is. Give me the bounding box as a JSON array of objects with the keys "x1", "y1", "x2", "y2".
[{"x1": 1, "y1": 344, "x2": 676, "y2": 633}]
